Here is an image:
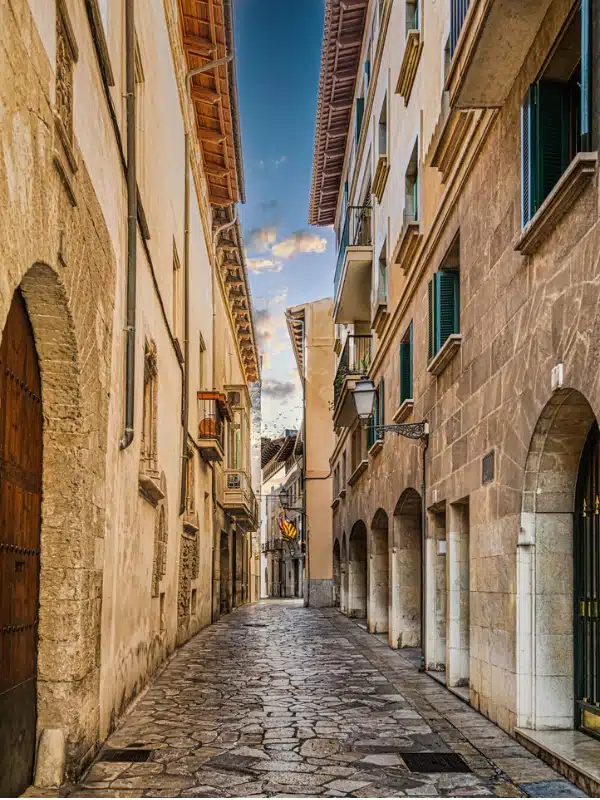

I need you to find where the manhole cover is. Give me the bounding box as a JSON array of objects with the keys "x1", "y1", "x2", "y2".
[
  {"x1": 402, "y1": 752, "x2": 471, "y2": 773},
  {"x1": 98, "y1": 749, "x2": 152, "y2": 763}
]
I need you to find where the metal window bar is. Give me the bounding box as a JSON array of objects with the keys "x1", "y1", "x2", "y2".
[{"x1": 450, "y1": 0, "x2": 470, "y2": 58}]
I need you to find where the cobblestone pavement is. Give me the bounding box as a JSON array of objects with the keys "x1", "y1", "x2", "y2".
[{"x1": 67, "y1": 602, "x2": 587, "y2": 798}]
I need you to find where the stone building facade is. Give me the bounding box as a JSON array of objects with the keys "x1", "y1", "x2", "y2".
[
  {"x1": 287, "y1": 299, "x2": 335, "y2": 607},
  {"x1": 310, "y1": 0, "x2": 600, "y2": 772},
  {"x1": 0, "y1": 0, "x2": 259, "y2": 794}
]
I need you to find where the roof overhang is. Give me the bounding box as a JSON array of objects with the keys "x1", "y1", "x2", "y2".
[
  {"x1": 178, "y1": 0, "x2": 245, "y2": 205},
  {"x1": 286, "y1": 304, "x2": 306, "y2": 378},
  {"x1": 309, "y1": 0, "x2": 368, "y2": 227}
]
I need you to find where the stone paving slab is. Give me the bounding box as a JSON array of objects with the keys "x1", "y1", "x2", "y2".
[{"x1": 64, "y1": 603, "x2": 586, "y2": 798}]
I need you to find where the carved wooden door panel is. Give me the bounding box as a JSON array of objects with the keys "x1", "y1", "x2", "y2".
[{"x1": 0, "y1": 289, "x2": 42, "y2": 796}]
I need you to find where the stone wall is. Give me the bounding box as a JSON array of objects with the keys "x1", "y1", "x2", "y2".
[{"x1": 332, "y1": 0, "x2": 600, "y2": 736}]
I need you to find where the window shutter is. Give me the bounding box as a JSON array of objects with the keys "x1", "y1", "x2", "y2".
[
  {"x1": 435, "y1": 270, "x2": 459, "y2": 352},
  {"x1": 355, "y1": 97, "x2": 365, "y2": 144},
  {"x1": 427, "y1": 279, "x2": 434, "y2": 361},
  {"x1": 581, "y1": 0, "x2": 592, "y2": 150},
  {"x1": 378, "y1": 377, "x2": 385, "y2": 430},
  {"x1": 536, "y1": 80, "x2": 569, "y2": 206},
  {"x1": 365, "y1": 59, "x2": 371, "y2": 90},
  {"x1": 521, "y1": 88, "x2": 535, "y2": 226},
  {"x1": 400, "y1": 322, "x2": 413, "y2": 403}
]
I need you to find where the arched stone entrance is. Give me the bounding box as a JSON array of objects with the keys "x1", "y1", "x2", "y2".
[
  {"x1": 333, "y1": 539, "x2": 341, "y2": 608},
  {"x1": 0, "y1": 289, "x2": 43, "y2": 796},
  {"x1": 0, "y1": 263, "x2": 108, "y2": 781},
  {"x1": 340, "y1": 535, "x2": 348, "y2": 614},
  {"x1": 369, "y1": 509, "x2": 389, "y2": 634},
  {"x1": 391, "y1": 489, "x2": 422, "y2": 650},
  {"x1": 517, "y1": 388, "x2": 597, "y2": 731},
  {"x1": 348, "y1": 521, "x2": 367, "y2": 618}
]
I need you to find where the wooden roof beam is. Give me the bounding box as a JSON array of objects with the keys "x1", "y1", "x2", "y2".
[
  {"x1": 190, "y1": 85, "x2": 219, "y2": 105},
  {"x1": 183, "y1": 33, "x2": 216, "y2": 57}
]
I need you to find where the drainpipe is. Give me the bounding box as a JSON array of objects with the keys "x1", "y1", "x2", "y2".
[
  {"x1": 419, "y1": 436, "x2": 429, "y2": 671},
  {"x1": 120, "y1": 0, "x2": 137, "y2": 450},
  {"x1": 179, "y1": 54, "x2": 234, "y2": 514}
]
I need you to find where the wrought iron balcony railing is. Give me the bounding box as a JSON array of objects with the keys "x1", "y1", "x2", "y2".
[
  {"x1": 334, "y1": 204, "x2": 373, "y2": 299},
  {"x1": 334, "y1": 335, "x2": 372, "y2": 409}
]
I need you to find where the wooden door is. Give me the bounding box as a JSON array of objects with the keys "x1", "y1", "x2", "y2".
[{"x1": 0, "y1": 289, "x2": 43, "y2": 796}]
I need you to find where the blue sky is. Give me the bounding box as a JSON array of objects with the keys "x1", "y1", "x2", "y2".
[{"x1": 234, "y1": 0, "x2": 335, "y2": 438}]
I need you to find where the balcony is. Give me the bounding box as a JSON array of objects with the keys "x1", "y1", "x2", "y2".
[
  {"x1": 197, "y1": 392, "x2": 230, "y2": 462},
  {"x1": 333, "y1": 334, "x2": 372, "y2": 428},
  {"x1": 224, "y1": 469, "x2": 258, "y2": 532},
  {"x1": 334, "y1": 205, "x2": 373, "y2": 325},
  {"x1": 446, "y1": 0, "x2": 554, "y2": 110}
]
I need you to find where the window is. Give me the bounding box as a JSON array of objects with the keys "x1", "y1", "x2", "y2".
[
  {"x1": 342, "y1": 451, "x2": 347, "y2": 487},
  {"x1": 450, "y1": 0, "x2": 470, "y2": 58},
  {"x1": 185, "y1": 444, "x2": 195, "y2": 514},
  {"x1": 378, "y1": 96, "x2": 388, "y2": 157},
  {"x1": 376, "y1": 239, "x2": 388, "y2": 307},
  {"x1": 364, "y1": 58, "x2": 371, "y2": 94},
  {"x1": 98, "y1": 0, "x2": 109, "y2": 34},
  {"x1": 135, "y1": 35, "x2": 145, "y2": 190},
  {"x1": 521, "y1": 4, "x2": 590, "y2": 226},
  {"x1": 142, "y1": 340, "x2": 158, "y2": 473},
  {"x1": 428, "y1": 270, "x2": 460, "y2": 360},
  {"x1": 172, "y1": 242, "x2": 183, "y2": 345},
  {"x1": 333, "y1": 466, "x2": 339, "y2": 499},
  {"x1": 355, "y1": 97, "x2": 365, "y2": 145},
  {"x1": 198, "y1": 332, "x2": 206, "y2": 390},
  {"x1": 406, "y1": 0, "x2": 419, "y2": 35},
  {"x1": 351, "y1": 426, "x2": 365, "y2": 472},
  {"x1": 405, "y1": 141, "x2": 419, "y2": 222},
  {"x1": 400, "y1": 322, "x2": 413, "y2": 403}
]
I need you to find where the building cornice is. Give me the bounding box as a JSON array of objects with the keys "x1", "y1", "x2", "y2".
[{"x1": 309, "y1": 0, "x2": 369, "y2": 227}]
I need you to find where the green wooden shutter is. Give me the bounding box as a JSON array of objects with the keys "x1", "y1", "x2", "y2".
[
  {"x1": 435, "y1": 270, "x2": 459, "y2": 352},
  {"x1": 521, "y1": 87, "x2": 535, "y2": 226},
  {"x1": 427, "y1": 279, "x2": 434, "y2": 361},
  {"x1": 581, "y1": 0, "x2": 592, "y2": 150},
  {"x1": 356, "y1": 97, "x2": 365, "y2": 144},
  {"x1": 365, "y1": 59, "x2": 371, "y2": 91},
  {"x1": 535, "y1": 80, "x2": 569, "y2": 206},
  {"x1": 400, "y1": 322, "x2": 413, "y2": 403}
]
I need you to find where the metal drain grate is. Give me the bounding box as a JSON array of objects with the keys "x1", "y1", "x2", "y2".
[
  {"x1": 402, "y1": 752, "x2": 471, "y2": 773},
  {"x1": 98, "y1": 749, "x2": 152, "y2": 763}
]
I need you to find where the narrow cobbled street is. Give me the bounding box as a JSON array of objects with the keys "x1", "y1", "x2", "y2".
[{"x1": 68, "y1": 602, "x2": 585, "y2": 798}]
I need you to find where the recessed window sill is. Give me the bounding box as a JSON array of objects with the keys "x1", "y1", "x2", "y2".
[
  {"x1": 393, "y1": 399, "x2": 414, "y2": 423},
  {"x1": 139, "y1": 469, "x2": 165, "y2": 507},
  {"x1": 339, "y1": 488, "x2": 347, "y2": 499},
  {"x1": 331, "y1": 496, "x2": 341, "y2": 511},
  {"x1": 395, "y1": 29, "x2": 423, "y2": 106},
  {"x1": 393, "y1": 218, "x2": 422, "y2": 273},
  {"x1": 368, "y1": 439, "x2": 384, "y2": 457},
  {"x1": 515, "y1": 152, "x2": 598, "y2": 256},
  {"x1": 427, "y1": 334, "x2": 462, "y2": 377},
  {"x1": 183, "y1": 510, "x2": 200, "y2": 534},
  {"x1": 348, "y1": 460, "x2": 368, "y2": 486},
  {"x1": 373, "y1": 154, "x2": 390, "y2": 202}
]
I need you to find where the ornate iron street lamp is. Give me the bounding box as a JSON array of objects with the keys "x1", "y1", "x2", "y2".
[
  {"x1": 351, "y1": 377, "x2": 428, "y2": 440},
  {"x1": 351, "y1": 376, "x2": 429, "y2": 670}
]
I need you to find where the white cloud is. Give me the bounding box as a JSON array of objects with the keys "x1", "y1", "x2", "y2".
[
  {"x1": 274, "y1": 156, "x2": 287, "y2": 168},
  {"x1": 271, "y1": 230, "x2": 328, "y2": 259},
  {"x1": 269, "y1": 289, "x2": 288, "y2": 306},
  {"x1": 248, "y1": 226, "x2": 278, "y2": 252},
  {"x1": 246, "y1": 258, "x2": 283, "y2": 274}
]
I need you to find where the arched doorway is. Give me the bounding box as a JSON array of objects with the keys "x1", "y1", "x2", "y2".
[
  {"x1": 391, "y1": 489, "x2": 422, "y2": 650},
  {"x1": 369, "y1": 509, "x2": 389, "y2": 634},
  {"x1": 0, "y1": 290, "x2": 43, "y2": 796},
  {"x1": 348, "y1": 521, "x2": 367, "y2": 618},
  {"x1": 333, "y1": 539, "x2": 341, "y2": 608},
  {"x1": 517, "y1": 389, "x2": 597, "y2": 731},
  {"x1": 340, "y1": 535, "x2": 348, "y2": 614},
  {"x1": 220, "y1": 531, "x2": 230, "y2": 615},
  {"x1": 575, "y1": 422, "x2": 600, "y2": 735}
]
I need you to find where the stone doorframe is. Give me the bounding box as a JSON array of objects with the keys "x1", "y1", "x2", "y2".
[
  {"x1": 348, "y1": 520, "x2": 368, "y2": 618},
  {"x1": 517, "y1": 389, "x2": 596, "y2": 730},
  {"x1": 8, "y1": 263, "x2": 108, "y2": 777},
  {"x1": 369, "y1": 508, "x2": 390, "y2": 635}
]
